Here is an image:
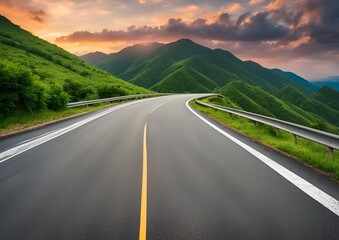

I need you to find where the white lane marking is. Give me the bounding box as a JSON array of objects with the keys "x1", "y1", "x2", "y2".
[
  {"x1": 15, "y1": 130, "x2": 58, "y2": 146},
  {"x1": 0, "y1": 98, "x2": 157, "y2": 164},
  {"x1": 149, "y1": 104, "x2": 162, "y2": 115},
  {"x1": 186, "y1": 99, "x2": 339, "y2": 216}
]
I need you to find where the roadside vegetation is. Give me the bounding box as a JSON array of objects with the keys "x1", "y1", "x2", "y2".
[
  {"x1": 0, "y1": 16, "x2": 152, "y2": 135},
  {"x1": 0, "y1": 101, "x2": 123, "y2": 137},
  {"x1": 191, "y1": 98, "x2": 339, "y2": 180},
  {"x1": 0, "y1": 58, "x2": 149, "y2": 137}
]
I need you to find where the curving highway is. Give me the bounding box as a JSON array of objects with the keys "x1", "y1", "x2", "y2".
[{"x1": 0, "y1": 94, "x2": 338, "y2": 240}]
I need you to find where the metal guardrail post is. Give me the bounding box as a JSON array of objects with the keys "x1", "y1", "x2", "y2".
[
  {"x1": 293, "y1": 134, "x2": 298, "y2": 145},
  {"x1": 276, "y1": 128, "x2": 280, "y2": 137},
  {"x1": 328, "y1": 147, "x2": 334, "y2": 157}
]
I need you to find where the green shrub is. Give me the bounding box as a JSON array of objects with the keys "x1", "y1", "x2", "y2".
[
  {"x1": 22, "y1": 81, "x2": 47, "y2": 112},
  {"x1": 79, "y1": 71, "x2": 91, "y2": 77},
  {"x1": 0, "y1": 32, "x2": 12, "y2": 38},
  {"x1": 311, "y1": 120, "x2": 329, "y2": 132},
  {"x1": 0, "y1": 59, "x2": 33, "y2": 116},
  {"x1": 26, "y1": 46, "x2": 53, "y2": 61},
  {"x1": 46, "y1": 85, "x2": 69, "y2": 110},
  {"x1": 53, "y1": 58, "x2": 63, "y2": 65},
  {"x1": 79, "y1": 86, "x2": 96, "y2": 100},
  {"x1": 1, "y1": 39, "x2": 17, "y2": 47},
  {"x1": 97, "y1": 84, "x2": 128, "y2": 98},
  {"x1": 63, "y1": 64, "x2": 76, "y2": 72},
  {"x1": 63, "y1": 79, "x2": 96, "y2": 101},
  {"x1": 63, "y1": 79, "x2": 82, "y2": 101}
]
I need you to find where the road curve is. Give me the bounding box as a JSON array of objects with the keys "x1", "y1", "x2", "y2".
[{"x1": 0, "y1": 94, "x2": 338, "y2": 240}]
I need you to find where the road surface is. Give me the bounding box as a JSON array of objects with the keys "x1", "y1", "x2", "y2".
[{"x1": 0, "y1": 94, "x2": 338, "y2": 240}]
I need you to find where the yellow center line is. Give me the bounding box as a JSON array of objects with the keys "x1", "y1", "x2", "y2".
[{"x1": 139, "y1": 123, "x2": 148, "y2": 240}]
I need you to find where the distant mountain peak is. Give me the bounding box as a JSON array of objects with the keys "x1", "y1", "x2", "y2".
[
  {"x1": 131, "y1": 42, "x2": 162, "y2": 48},
  {"x1": 170, "y1": 38, "x2": 204, "y2": 49},
  {"x1": 174, "y1": 38, "x2": 195, "y2": 44}
]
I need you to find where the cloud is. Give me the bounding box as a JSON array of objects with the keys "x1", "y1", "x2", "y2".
[
  {"x1": 56, "y1": 8, "x2": 291, "y2": 43},
  {"x1": 223, "y1": 3, "x2": 242, "y2": 13},
  {"x1": 2, "y1": 0, "x2": 338, "y2": 78},
  {"x1": 249, "y1": 0, "x2": 265, "y2": 5},
  {"x1": 266, "y1": 0, "x2": 287, "y2": 10},
  {"x1": 0, "y1": 0, "x2": 48, "y2": 24},
  {"x1": 57, "y1": 0, "x2": 339, "y2": 56},
  {"x1": 29, "y1": 10, "x2": 47, "y2": 23},
  {"x1": 138, "y1": 0, "x2": 163, "y2": 4}
]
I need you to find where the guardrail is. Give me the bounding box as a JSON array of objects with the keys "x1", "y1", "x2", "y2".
[
  {"x1": 67, "y1": 93, "x2": 170, "y2": 108},
  {"x1": 195, "y1": 98, "x2": 339, "y2": 157}
]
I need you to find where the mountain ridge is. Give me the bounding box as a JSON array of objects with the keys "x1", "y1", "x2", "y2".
[
  {"x1": 80, "y1": 39, "x2": 317, "y2": 95},
  {"x1": 271, "y1": 68, "x2": 319, "y2": 92}
]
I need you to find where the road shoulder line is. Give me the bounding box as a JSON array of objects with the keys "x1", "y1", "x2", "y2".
[
  {"x1": 186, "y1": 99, "x2": 339, "y2": 216},
  {"x1": 0, "y1": 98, "x2": 155, "y2": 164}
]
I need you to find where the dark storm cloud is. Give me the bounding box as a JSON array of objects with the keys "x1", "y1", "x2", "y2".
[
  {"x1": 292, "y1": 0, "x2": 339, "y2": 56},
  {"x1": 236, "y1": 11, "x2": 289, "y2": 41},
  {"x1": 236, "y1": 11, "x2": 250, "y2": 26}
]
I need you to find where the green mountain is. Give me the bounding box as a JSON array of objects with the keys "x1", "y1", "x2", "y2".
[
  {"x1": 80, "y1": 51, "x2": 110, "y2": 65},
  {"x1": 274, "y1": 86, "x2": 339, "y2": 127},
  {"x1": 81, "y1": 39, "x2": 316, "y2": 95},
  {"x1": 151, "y1": 65, "x2": 216, "y2": 93},
  {"x1": 0, "y1": 16, "x2": 150, "y2": 116},
  {"x1": 312, "y1": 76, "x2": 339, "y2": 91},
  {"x1": 210, "y1": 81, "x2": 339, "y2": 133},
  {"x1": 82, "y1": 43, "x2": 163, "y2": 76},
  {"x1": 312, "y1": 86, "x2": 339, "y2": 111},
  {"x1": 271, "y1": 68, "x2": 319, "y2": 92},
  {"x1": 217, "y1": 81, "x2": 319, "y2": 126}
]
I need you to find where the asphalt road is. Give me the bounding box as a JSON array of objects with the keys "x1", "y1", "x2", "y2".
[{"x1": 0, "y1": 94, "x2": 338, "y2": 240}]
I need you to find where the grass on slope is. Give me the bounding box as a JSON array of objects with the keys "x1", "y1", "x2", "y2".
[
  {"x1": 191, "y1": 100, "x2": 339, "y2": 180},
  {"x1": 0, "y1": 16, "x2": 150, "y2": 97},
  {"x1": 97, "y1": 43, "x2": 163, "y2": 76},
  {"x1": 170, "y1": 55, "x2": 241, "y2": 87},
  {"x1": 150, "y1": 65, "x2": 214, "y2": 93}
]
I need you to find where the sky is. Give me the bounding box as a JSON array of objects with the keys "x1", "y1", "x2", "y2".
[{"x1": 1, "y1": 0, "x2": 339, "y2": 80}]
